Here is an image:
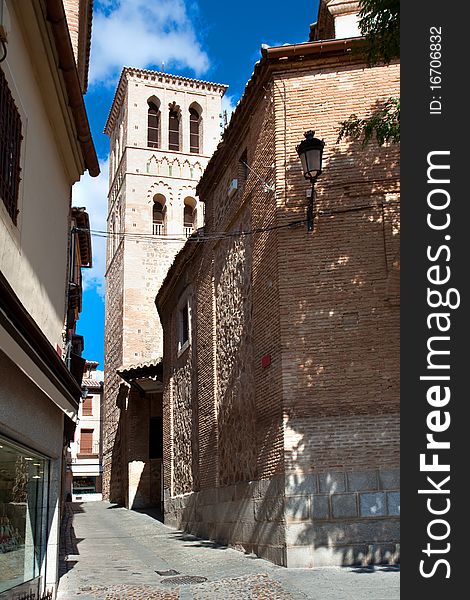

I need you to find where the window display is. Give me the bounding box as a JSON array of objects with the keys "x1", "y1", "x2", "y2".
[
  {"x1": 0, "y1": 437, "x2": 49, "y2": 594},
  {"x1": 73, "y1": 476, "x2": 97, "y2": 494}
]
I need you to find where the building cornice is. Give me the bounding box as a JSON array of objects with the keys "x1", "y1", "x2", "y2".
[
  {"x1": 326, "y1": 0, "x2": 361, "y2": 17},
  {"x1": 71, "y1": 206, "x2": 92, "y2": 268},
  {"x1": 104, "y1": 67, "x2": 228, "y2": 136}
]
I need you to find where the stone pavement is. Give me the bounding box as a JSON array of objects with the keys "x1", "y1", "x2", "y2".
[{"x1": 57, "y1": 502, "x2": 399, "y2": 600}]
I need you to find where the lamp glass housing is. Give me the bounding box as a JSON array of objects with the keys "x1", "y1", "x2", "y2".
[{"x1": 297, "y1": 131, "x2": 324, "y2": 181}]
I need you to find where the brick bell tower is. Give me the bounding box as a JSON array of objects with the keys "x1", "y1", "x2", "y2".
[{"x1": 102, "y1": 67, "x2": 227, "y2": 508}]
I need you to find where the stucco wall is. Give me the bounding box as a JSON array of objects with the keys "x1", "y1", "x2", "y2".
[{"x1": 0, "y1": 3, "x2": 80, "y2": 350}]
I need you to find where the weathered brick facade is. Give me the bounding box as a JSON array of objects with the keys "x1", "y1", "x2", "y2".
[
  {"x1": 102, "y1": 68, "x2": 226, "y2": 507},
  {"x1": 156, "y1": 20, "x2": 400, "y2": 567}
]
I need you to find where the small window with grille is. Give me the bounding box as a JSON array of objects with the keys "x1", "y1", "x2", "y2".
[{"x1": 0, "y1": 68, "x2": 22, "y2": 225}]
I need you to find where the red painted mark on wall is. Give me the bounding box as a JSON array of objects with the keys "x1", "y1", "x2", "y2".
[{"x1": 261, "y1": 354, "x2": 271, "y2": 368}]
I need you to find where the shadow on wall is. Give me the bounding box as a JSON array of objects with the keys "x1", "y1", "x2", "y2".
[
  {"x1": 108, "y1": 383, "x2": 163, "y2": 511},
  {"x1": 278, "y1": 132, "x2": 400, "y2": 565},
  {"x1": 58, "y1": 503, "x2": 85, "y2": 581},
  {"x1": 168, "y1": 129, "x2": 400, "y2": 566},
  {"x1": 108, "y1": 383, "x2": 128, "y2": 506}
]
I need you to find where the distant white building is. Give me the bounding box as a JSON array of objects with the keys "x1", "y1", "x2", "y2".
[{"x1": 67, "y1": 361, "x2": 104, "y2": 502}]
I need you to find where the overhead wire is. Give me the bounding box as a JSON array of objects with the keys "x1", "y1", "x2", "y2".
[
  {"x1": 74, "y1": 199, "x2": 400, "y2": 244},
  {"x1": 73, "y1": 217, "x2": 308, "y2": 244}
]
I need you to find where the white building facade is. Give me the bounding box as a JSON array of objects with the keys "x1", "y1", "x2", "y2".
[{"x1": 68, "y1": 362, "x2": 103, "y2": 502}]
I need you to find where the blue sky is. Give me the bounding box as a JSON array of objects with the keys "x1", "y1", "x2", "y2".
[{"x1": 74, "y1": 0, "x2": 319, "y2": 371}]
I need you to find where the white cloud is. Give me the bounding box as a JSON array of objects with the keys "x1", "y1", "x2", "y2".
[
  {"x1": 72, "y1": 159, "x2": 109, "y2": 298},
  {"x1": 92, "y1": 369, "x2": 104, "y2": 382},
  {"x1": 90, "y1": 0, "x2": 210, "y2": 85}
]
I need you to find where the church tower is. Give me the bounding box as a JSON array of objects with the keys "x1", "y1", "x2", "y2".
[{"x1": 103, "y1": 68, "x2": 227, "y2": 506}]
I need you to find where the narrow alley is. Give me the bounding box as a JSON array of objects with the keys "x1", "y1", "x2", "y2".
[{"x1": 57, "y1": 502, "x2": 400, "y2": 600}]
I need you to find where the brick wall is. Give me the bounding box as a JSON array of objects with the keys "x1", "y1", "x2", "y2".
[
  {"x1": 63, "y1": 0, "x2": 92, "y2": 91},
  {"x1": 63, "y1": 0, "x2": 80, "y2": 60},
  {"x1": 102, "y1": 242, "x2": 126, "y2": 503},
  {"x1": 157, "y1": 49, "x2": 400, "y2": 566},
  {"x1": 158, "y1": 86, "x2": 287, "y2": 563},
  {"x1": 273, "y1": 59, "x2": 399, "y2": 566},
  {"x1": 273, "y1": 61, "x2": 400, "y2": 468}
]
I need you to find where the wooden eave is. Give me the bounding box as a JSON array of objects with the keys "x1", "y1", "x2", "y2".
[
  {"x1": 45, "y1": 0, "x2": 99, "y2": 176},
  {"x1": 72, "y1": 207, "x2": 92, "y2": 268}
]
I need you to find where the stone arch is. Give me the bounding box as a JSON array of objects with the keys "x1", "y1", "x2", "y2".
[
  {"x1": 177, "y1": 185, "x2": 198, "y2": 232},
  {"x1": 183, "y1": 195, "x2": 197, "y2": 234},
  {"x1": 152, "y1": 193, "x2": 167, "y2": 235},
  {"x1": 147, "y1": 155, "x2": 158, "y2": 175},
  {"x1": 182, "y1": 159, "x2": 191, "y2": 179},
  {"x1": 192, "y1": 161, "x2": 203, "y2": 181},
  {"x1": 160, "y1": 157, "x2": 169, "y2": 176},
  {"x1": 189, "y1": 100, "x2": 203, "y2": 116},
  {"x1": 147, "y1": 180, "x2": 173, "y2": 206},
  {"x1": 147, "y1": 94, "x2": 161, "y2": 109},
  {"x1": 171, "y1": 158, "x2": 181, "y2": 177},
  {"x1": 177, "y1": 185, "x2": 196, "y2": 205}
]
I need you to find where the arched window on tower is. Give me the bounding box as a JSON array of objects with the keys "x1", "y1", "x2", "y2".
[
  {"x1": 153, "y1": 194, "x2": 166, "y2": 235},
  {"x1": 183, "y1": 197, "x2": 196, "y2": 237},
  {"x1": 169, "y1": 107, "x2": 180, "y2": 152},
  {"x1": 147, "y1": 101, "x2": 160, "y2": 148},
  {"x1": 189, "y1": 107, "x2": 201, "y2": 154}
]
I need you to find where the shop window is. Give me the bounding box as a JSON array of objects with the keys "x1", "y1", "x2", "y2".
[
  {"x1": 0, "y1": 436, "x2": 48, "y2": 594},
  {"x1": 0, "y1": 69, "x2": 22, "y2": 225},
  {"x1": 73, "y1": 476, "x2": 97, "y2": 495}
]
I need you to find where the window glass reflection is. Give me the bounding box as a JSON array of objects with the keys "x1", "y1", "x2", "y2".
[{"x1": 0, "y1": 438, "x2": 48, "y2": 594}]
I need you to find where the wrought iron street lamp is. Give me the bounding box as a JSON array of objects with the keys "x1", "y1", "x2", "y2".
[{"x1": 296, "y1": 130, "x2": 325, "y2": 231}]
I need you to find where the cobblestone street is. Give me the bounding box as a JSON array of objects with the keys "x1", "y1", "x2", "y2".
[{"x1": 57, "y1": 502, "x2": 400, "y2": 600}]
